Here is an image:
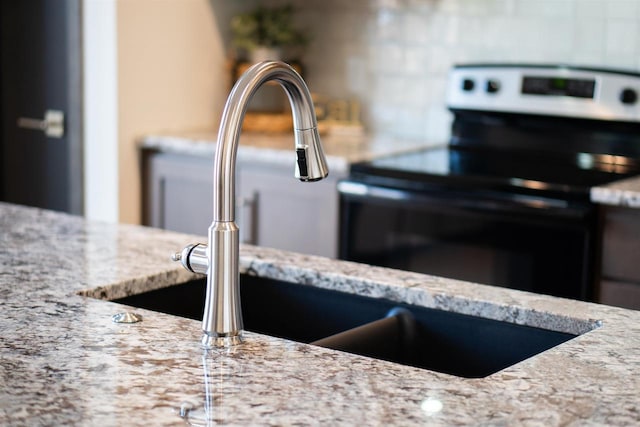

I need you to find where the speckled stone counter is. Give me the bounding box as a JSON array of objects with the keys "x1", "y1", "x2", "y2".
[
  {"x1": 592, "y1": 176, "x2": 640, "y2": 208},
  {"x1": 141, "y1": 131, "x2": 435, "y2": 174},
  {"x1": 2, "y1": 202, "x2": 640, "y2": 426},
  {"x1": 143, "y1": 132, "x2": 640, "y2": 210}
]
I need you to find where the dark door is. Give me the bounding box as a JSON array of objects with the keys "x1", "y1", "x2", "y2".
[{"x1": 1, "y1": 0, "x2": 82, "y2": 214}]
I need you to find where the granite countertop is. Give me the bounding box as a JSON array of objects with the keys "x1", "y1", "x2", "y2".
[
  {"x1": 143, "y1": 131, "x2": 640, "y2": 209},
  {"x1": 141, "y1": 131, "x2": 435, "y2": 174},
  {"x1": 2, "y1": 202, "x2": 639, "y2": 426}
]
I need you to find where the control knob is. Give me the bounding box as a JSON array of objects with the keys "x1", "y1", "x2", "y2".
[
  {"x1": 462, "y1": 78, "x2": 475, "y2": 91},
  {"x1": 486, "y1": 79, "x2": 500, "y2": 94},
  {"x1": 620, "y1": 88, "x2": 638, "y2": 105}
]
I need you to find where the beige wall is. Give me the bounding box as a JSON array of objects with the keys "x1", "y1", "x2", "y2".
[{"x1": 116, "y1": 0, "x2": 239, "y2": 224}]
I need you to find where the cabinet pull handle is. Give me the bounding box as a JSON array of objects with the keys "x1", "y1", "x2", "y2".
[
  {"x1": 17, "y1": 109, "x2": 65, "y2": 138},
  {"x1": 239, "y1": 192, "x2": 258, "y2": 244}
]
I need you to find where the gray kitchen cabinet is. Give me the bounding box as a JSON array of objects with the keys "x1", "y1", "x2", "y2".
[
  {"x1": 143, "y1": 152, "x2": 214, "y2": 237},
  {"x1": 142, "y1": 150, "x2": 343, "y2": 257},
  {"x1": 598, "y1": 206, "x2": 640, "y2": 310},
  {"x1": 237, "y1": 161, "x2": 343, "y2": 258}
]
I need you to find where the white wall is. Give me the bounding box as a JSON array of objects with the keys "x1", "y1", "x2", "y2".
[{"x1": 83, "y1": 0, "x2": 118, "y2": 222}]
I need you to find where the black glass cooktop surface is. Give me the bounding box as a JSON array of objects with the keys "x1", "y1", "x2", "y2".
[{"x1": 350, "y1": 145, "x2": 640, "y2": 200}]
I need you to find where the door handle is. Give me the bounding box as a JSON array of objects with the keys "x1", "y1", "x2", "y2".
[{"x1": 17, "y1": 109, "x2": 65, "y2": 138}]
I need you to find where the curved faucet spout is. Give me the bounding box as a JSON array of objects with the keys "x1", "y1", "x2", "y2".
[
  {"x1": 189, "y1": 61, "x2": 330, "y2": 348},
  {"x1": 214, "y1": 61, "x2": 329, "y2": 222}
]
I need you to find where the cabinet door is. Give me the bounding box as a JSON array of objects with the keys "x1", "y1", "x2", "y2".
[
  {"x1": 599, "y1": 279, "x2": 640, "y2": 310},
  {"x1": 599, "y1": 206, "x2": 640, "y2": 310},
  {"x1": 601, "y1": 206, "x2": 640, "y2": 283},
  {"x1": 239, "y1": 164, "x2": 341, "y2": 258},
  {"x1": 143, "y1": 152, "x2": 212, "y2": 237}
]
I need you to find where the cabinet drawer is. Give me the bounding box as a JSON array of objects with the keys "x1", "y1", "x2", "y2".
[
  {"x1": 601, "y1": 206, "x2": 640, "y2": 283},
  {"x1": 599, "y1": 279, "x2": 640, "y2": 310},
  {"x1": 143, "y1": 152, "x2": 212, "y2": 237}
]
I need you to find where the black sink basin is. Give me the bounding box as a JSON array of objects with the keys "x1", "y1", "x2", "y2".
[{"x1": 113, "y1": 274, "x2": 578, "y2": 378}]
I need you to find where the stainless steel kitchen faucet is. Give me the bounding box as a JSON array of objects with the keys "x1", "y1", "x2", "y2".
[{"x1": 172, "y1": 61, "x2": 329, "y2": 348}]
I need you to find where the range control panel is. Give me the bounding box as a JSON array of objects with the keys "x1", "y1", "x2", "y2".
[
  {"x1": 521, "y1": 76, "x2": 596, "y2": 98},
  {"x1": 447, "y1": 64, "x2": 640, "y2": 121}
]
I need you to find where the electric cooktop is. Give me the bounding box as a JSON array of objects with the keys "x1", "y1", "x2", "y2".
[{"x1": 350, "y1": 145, "x2": 640, "y2": 202}]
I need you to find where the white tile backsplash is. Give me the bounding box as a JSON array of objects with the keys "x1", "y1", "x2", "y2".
[
  {"x1": 575, "y1": 0, "x2": 606, "y2": 19},
  {"x1": 515, "y1": 0, "x2": 574, "y2": 18},
  {"x1": 606, "y1": 19, "x2": 638, "y2": 54},
  {"x1": 403, "y1": 14, "x2": 432, "y2": 45},
  {"x1": 575, "y1": 18, "x2": 606, "y2": 53},
  {"x1": 261, "y1": 0, "x2": 640, "y2": 142},
  {"x1": 607, "y1": 0, "x2": 639, "y2": 19}
]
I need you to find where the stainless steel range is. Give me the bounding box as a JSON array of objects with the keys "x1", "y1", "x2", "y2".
[{"x1": 339, "y1": 64, "x2": 640, "y2": 301}]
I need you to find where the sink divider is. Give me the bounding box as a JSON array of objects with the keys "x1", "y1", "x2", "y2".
[{"x1": 311, "y1": 307, "x2": 417, "y2": 365}]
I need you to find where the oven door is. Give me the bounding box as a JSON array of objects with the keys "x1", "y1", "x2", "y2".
[{"x1": 338, "y1": 180, "x2": 596, "y2": 300}]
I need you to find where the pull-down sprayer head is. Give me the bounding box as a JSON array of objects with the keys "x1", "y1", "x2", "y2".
[
  {"x1": 293, "y1": 127, "x2": 328, "y2": 182},
  {"x1": 213, "y1": 61, "x2": 328, "y2": 222}
]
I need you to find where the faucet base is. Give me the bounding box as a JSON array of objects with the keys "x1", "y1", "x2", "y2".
[{"x1": 201, "y1": 332, "x2": 244, "y2": 349}]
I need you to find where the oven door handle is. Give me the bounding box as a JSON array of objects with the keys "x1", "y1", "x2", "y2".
[{"x1": 337, "y1": 180, "x2": 592, "y2": 221}]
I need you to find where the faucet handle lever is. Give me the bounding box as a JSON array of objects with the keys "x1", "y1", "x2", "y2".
[{"x1": 172, "y1": 243, "x2": 209, "y2": 275}]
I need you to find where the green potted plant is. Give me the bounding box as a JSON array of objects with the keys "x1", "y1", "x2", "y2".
[{"x1": 230, "y1": 4, "x2": 308, "y2": 62}]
